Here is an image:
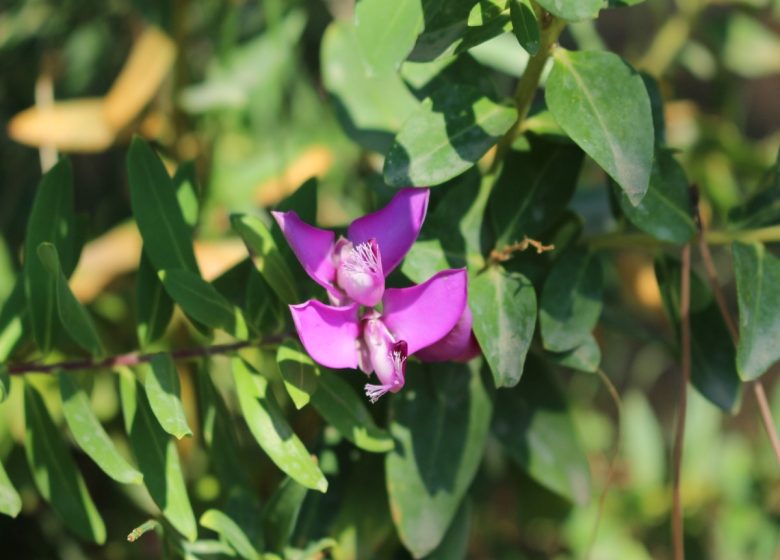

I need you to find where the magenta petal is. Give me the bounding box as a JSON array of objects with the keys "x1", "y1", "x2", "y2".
[
  {"x1": 272, "y1": 211, "x2": 337, "y2": 293},
  {"x1": 381, "y1": 268, "x2": 467, "y2": 355},
  {"x1": 416, "y1": 306, "x2": 481, "y2": 362},
  {"x1": 289, "y1": 300, "x2": 360, "y2": 369},
  {"x1": 347, "y1": 188, "x2": 430, "y2": 275}
]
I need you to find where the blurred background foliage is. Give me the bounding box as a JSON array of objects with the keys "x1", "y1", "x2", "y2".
[{"x1": 0, "y1": 0, "x2": 780, "y2": 558}]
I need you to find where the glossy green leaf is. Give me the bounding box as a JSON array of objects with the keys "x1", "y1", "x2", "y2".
[
  {"x1": 310, "y1": 369, "x2": 394, "y2": 453},
  {"x1": 37, "y1": 242, "x2": 104, "y2": 356},
  {"x1": 159, "y1": 268, "x2": 250, "y2": 339},
  {"x1": 0, "y1": 279, "x2": 27, "y2": 363},
  {"x1": 231, "y1": 214, "x2": 298, "y2": 305},
  {"x1": 384, "y1": 85, "x2": 517, "y2": 187},
  {"x1": 0, "y1": 459, "x2": 21, "y2": 518},
  {"x1": 232, "y1": 357, "x2": 328, "y2": 492},
  {"x1": 127, "y1": 136, "x2": 199, "y2": 274},
  {"x1": 24, "y1": 382, "x2": 106, "y2": 543},
  {"x1": 493, "y1": 357, "x2": 591, "y2": 503},
  {"x1": 471, "y1": 267, "x2": 537, "y2": 388},
  {"x1": 200, "y1": 509, "x2": 261, "y2": 560},
  {"x1": 509, "y1": 0, "x2": 539, "y2": 55},
  {"x1": 119, "y1": 370, "x2": 197, "y2": 541},
  {"x1": 535, "y1": 0, "x2": 605, "y2": 21},
  {"x1": 423, "y1": 499, "x2": 471, "y2": 560},
  {"x1": 59, "y1": 374, "x2": 143, "y2": 484},
  {"x1": 322, "y1": 21, "x2": 419, "y2": 152},
  {"x1": 540, "y1": 249, "x2": 603, "y2": 353},
  {"x1": 655, "y1": 255, "x2": 742, "y2": 413},
  {"x1": 276, "y1": 340, "x2": 319, "y2": 410},
  {"x1": 546, "y1": 49, "x2": 653, "y2": 205},
  {"x1": 547, "y1": 334, "x2": 602, "y2": 373},
  {"x1": 136, "y1": 251, "x2": 174, "y2": 348},
  {"x1": 263, "y1": 477, "x2": 308, "y2": 553},
  {"x1": 144, "y1": 354, "x2": 192, "y2": 439},
  {"x1": 617, "y1": 149, "x2": 695, "y2": 244},
  {"x1": 354, "y1": 0, "x2": 423, "y2": 74},
  {"x1": 733, "y1": 242, "x2": 780, "y2": 381},
  {"x1": 386, "y1": 361, "x2": 492, "y2": 558},
  {"x1": 489, "y1": 136, "x2": 584, "y2": 246},
  {"x1": 23, "y1": 158, "x2": 76, "y2": 355}
]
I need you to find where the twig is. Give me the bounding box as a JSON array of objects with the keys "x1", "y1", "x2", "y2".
[{"x1": 489, "y1": 236, "x2": 555, "y2": 264}]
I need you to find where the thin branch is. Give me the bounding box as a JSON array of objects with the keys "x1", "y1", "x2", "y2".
[{"x1": 489, "y1": 236, "x2": 555, "y2": 265}]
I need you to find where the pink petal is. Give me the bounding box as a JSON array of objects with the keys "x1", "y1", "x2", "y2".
[
  {"x1": 272, "y1": 210, "x2": 337, "y2": 293},
  {"x1": 289, "y1": 300, "x2": 360, "y2": 369},
  {"x1": 416, "y1": 306, "x2": 481, "y2": 362},
  {"x1": 381, "y1": 268, "x2": 467, "y2": 355},
  {"x1": 347, "y1": 188, "x2": 430, "y2": 275}
]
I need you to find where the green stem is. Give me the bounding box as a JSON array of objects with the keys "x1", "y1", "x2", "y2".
[{"x1": 586, "y1": 224, "x2": 780, "y2": 250}]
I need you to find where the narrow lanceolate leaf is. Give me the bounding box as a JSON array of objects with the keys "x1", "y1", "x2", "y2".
[
  {"x1": 119, "y1": 370, "x2": 197, "y2": 541},
  {"x1": 276, "y1": 340, "x2": 319, "y2": 410},
  {"x1": 37, "y1": 243, "x2": 103, "y2": 356},
  {"x1": 509, "y1": 0, "x2": 540, "y2": 55},
  {"x1": 540, "y1": 249, "x2": 604, "y2": 353},
  {"x1": 263, "y1": 477, "x2": 308, "y2": 553},
  {"x1": 546, "y1": 49, "x2": 654, "y2": 205},
  {"x1": 159, "y1": 268, "x2": 250, "y2": 339},
  {"x1": 310, "y1": 369, "x2": 394, "y2": 453},
  {"x1": 0, "y1": 279, "x2": 27, "y2": 363},
  {"x1": 144, "y1": 354, "x2": 192, "y2": 439},
  {"x1": 136, "y1": 251, "x2": 174, "y2": 348},
  {"x1": 535, "y1": 0, "x2": 605, "y2": 21},
  {"x1": 24, "y1": 382, "x2": 106, "y2": 543},
  {"x1": 471, "y1": 268, "x2": 537, "y2": 388},
  {"x1": 231, "y1": 214, "x2": 299, "y2": 305},
  {"x1": 200, "y1": 509, "x2": 261, "y2": 560},
  {"x1": 493, "y1": 357, "x2": 591, "y2": 504},
  {"x1": 24, "y1": 158, "x2": 76, "y2": 355},
  {"x1": 232, "y1": 358, "x2": 328, "y2": 492},
  {"x1": 172, "y1": 161, "x2": 200, "y2": 231},
  {"x1": 384, "y1": 85, "x2": 518, "y2": 187},
  {"x1": 0, "y1": 364, "x2": 9, "y2": 404},
  {"x1": 127, "y1": 137, "x2": 199, "y2": 273},
  {"x1": 59, "y1": 374, "x2": 143, "y2": 484},
  {"x1": 617, "y1": 149, "x2": 695, "y2": 244},
  {"x1": 386, "y1": 361, "x2": 492, "y2": 558},
  {"x1": 0, "y1": 459, "x2": 21, "y2": 518},
  {"x1": 354, "y1": 0, "x2": 423, "y2": 74},
  {"x1": 732, "y1": 243, "x2": 780, "y2": 381}
]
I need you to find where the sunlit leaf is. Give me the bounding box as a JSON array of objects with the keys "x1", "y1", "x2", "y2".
[
  {"x1": 276, "y1": 340, "x2": 319, "y2": 410},
  {"x1": 144, "y1": 354, "x2": 192, "y2": 439},
  {"x1": 200, "y1": 509, "x2": 261, "y2": 560},
  {"x1": 0, "y1": 459, "x2": 21, "y2": 518}
]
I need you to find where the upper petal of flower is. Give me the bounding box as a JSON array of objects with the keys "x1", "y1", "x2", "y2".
[
  {"x1": 347, "y1": 188, "x2": 429, "y2": 275},
  {"x1": 415, "y1": 305, "x2": 481, "y2": 362},
  {"x1": 381, "y1": 268, "x2": 467, "y2": 355},
  {"x1": 289, "y1": 300, "x2": 360, "y2": 369},
  {"x1": 271, "y1": 210, "x2": 337, "y2": 293}
]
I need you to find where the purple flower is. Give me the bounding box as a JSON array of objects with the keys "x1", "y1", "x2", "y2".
[
  {"x1": 289, "y1": 269, "x2": 472, "y2": 402},
  {"x1": 272, "y1": 188, "x2": 430, "y2": 307}
]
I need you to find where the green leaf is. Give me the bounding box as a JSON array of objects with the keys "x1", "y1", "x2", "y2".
[
  {"x1": 509, "y1": 0, "x2": 540, "y2": 55},
  {"x1": 322, "y1": 21, "x2": 420, "y2": 152},
  {"x1": 354, "y1": 0, "x2": 424, "y2": 74},
  {"x1": 540, "y1": 249, "x2": 603, "y2": 353},
  {"x1": 617, "y1": 149, "x2": 695, "y2": 244},
  {"x1": 493, "y1": 357, "x2": 591, "y2": 503},
  {"x1": 408, "y1": 0, "x2": 476, "y2": 62},
  {"x1": 127, "y1": 137, "x2": 199, "y2": 274},
  {"x1": 24, "y1": 382, "x2": 106, "y2": 543},
  {"x1": 23, "y1": 158, "x2": 76, "y2": 355},
  {"x1": 136, "y1": 251, "x2": 174, "y2": 348},
  {"x1": 386, "y1": 360, "x2": 492, "y2": 558},
  {"x1": 471, "y1": 267, "x2": 537, "y2": 388},
  {"x1": 546, "y1": 49, "x2": 654, "y2": 205},
  {"x1": 232, "y1": 357, "x2": 328, "y2": 492},
  {"x1": 422, "y1": 499, "x2": 471, "y2": 560},
  {"x1": 231, "y1": 214, "x2": 299, "y2": 305},
  {"x1": 728, "y1": 149, "x2": 780, "y2": 230},
  {"x1": 384, "y1": 85, "x2": 517, "y2": 187},
  {"x1": 263, "y1": 477, "x2": 308, "y2": 553},
  {"x1": 732, "y1": 242, "x2": 780, "y2": 381},
  {"x1": 59, "y1": 374, "x2": 143, "y2": 484},
  {"x1": 547, "y1": 334, "x2": 602, "y2": 373},
  {"x1": 159, "y1": 268, "x2": 250, "y2": 339},
  {"x1": 200, "y1": 509, "x2": 261, "y2": 560},
  {"x1": 119, "y1": 370, "x2": 197, "y2": 541},
  {"x1": 535, "y1": 0, "x2": 605, "y2": 21},
  {"x1": 0, "y1": 279, "x2": 27, "y2": 363},
  {"x1": 310, "y1": 369, "x2": 394, "y2": 453},
  {"x1": 37, "y1": 242, "x2": 104, "y2": 356},
  {"x1": 144, "y1": 354, "x2": 192, "y2": 439},
  {"x1": 0, "y1": 459, "x2": 21, "y2": 518},
  {"x1": 245, "y1": 269, "x2": 286, "y2": 334},
  {"x1": 276, "y1": 340, "x2": 319, "y2": 410},
  {"x1": 489, "y1": 136, "x2": 584, "y2": 246},
  {"x1": 172, "y1": 161, "x2": 200, "y2": 231},
  {"x1": 655, "y1": 255, "x2": 742, "y2": 413}
]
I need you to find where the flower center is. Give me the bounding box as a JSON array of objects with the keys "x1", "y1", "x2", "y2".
[{"x1": 334, "y1": 238, "x2": 384, "y2": 306}]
